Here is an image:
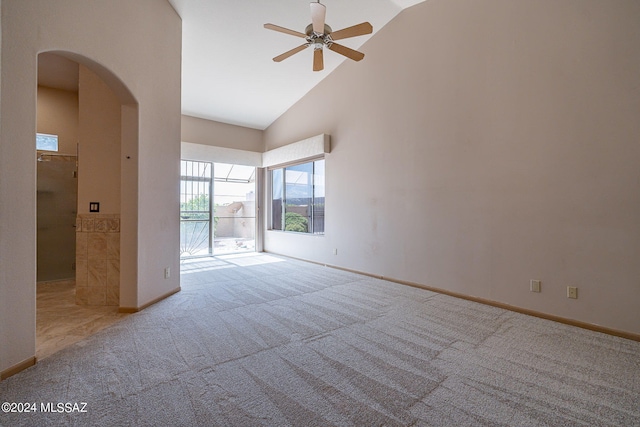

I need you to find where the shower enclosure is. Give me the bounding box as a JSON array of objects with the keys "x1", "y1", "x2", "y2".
[{"x1": 36, "y1": 153, "x2": 78, "y2": 282}]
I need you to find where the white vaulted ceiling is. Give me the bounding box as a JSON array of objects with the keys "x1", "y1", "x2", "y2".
[{"x1": 169, "y1": 0, "x2": 425, "y2": 130}]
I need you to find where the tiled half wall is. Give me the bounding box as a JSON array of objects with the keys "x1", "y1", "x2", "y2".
[{"x1": 75, "y1": 214, "x2": 120, "y2": 306}]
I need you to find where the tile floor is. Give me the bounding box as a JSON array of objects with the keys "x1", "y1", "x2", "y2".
[{"x1": 36, "y1": 279, "x2": 129, "y2": 360}]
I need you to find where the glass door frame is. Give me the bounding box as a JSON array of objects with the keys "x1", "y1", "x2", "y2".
[
  {"x1": 180, "y1": 160, "x2": 258, "y2": 258},
  {"x1": 180, "y1": 160, "x2": 214, "y2": 258}
]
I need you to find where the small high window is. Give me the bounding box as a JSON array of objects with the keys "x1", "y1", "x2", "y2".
[
  {"x1": 36, "y1": 133, "x2": 59, "y2": 152},
  {"x1": 271, "y1": 158, "x2": 325, "y2": 234}
]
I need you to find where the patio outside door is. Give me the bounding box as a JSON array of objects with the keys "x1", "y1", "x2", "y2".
[{"x1": 180, "y1": 160, "x2": 256, "y2": 258}]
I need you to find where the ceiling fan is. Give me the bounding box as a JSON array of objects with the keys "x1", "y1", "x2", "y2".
[{"x1": 264, "y1": 1, "x2": 373, "y2": 72}]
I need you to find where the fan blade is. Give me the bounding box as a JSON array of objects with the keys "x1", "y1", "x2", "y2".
[
  {"x1": 327, "y1": 43, "x2": 365, "y2": 61},
  {"x1": 273, "y1": 44, "x2": 309, "y2": 62},
  {"x1": 264, "y1": 23, "x2": 306, "y2": 38},
  {"x1": 329, "y1": 22, "x2": 373, "y2": 41},
  {"x1": 310, "y1": 2, "x2": 326, "y2": 34},
  {"x1": 313, "y1": 48, "x2": 324, "y2": 71}
]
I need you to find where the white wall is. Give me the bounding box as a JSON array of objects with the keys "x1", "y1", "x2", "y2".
[
  {"x1": 0, "y1": 0, "x2": 181, "y2": 374},
  {"x1": 264, "y1": 0, "x2": 640, "y2": 335}
]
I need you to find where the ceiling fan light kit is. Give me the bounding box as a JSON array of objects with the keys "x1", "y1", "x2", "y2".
[{"x1": 264, "y1": 1, "x2": 373, "y2": 72}]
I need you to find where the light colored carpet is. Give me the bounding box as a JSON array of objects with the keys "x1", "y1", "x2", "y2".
[{"x1": 1, "y1": 253, "x2": 639, "y2": 426}]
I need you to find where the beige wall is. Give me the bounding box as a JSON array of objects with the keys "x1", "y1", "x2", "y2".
[
  {"x1": 264, "y1": 0, "x2": 640, "y2": 335},
  {"x1": 182, "y1": 115, "x2": 263, "y2": 153},
  {"x1": 37, "y1": 86, "x2": 78, "y2": 155},
  {"x1": 78, "y1": 65, "x2": 121, "y2": 214},
  {"x1": 0, "y1": 0, "x2": 181, "y2": 374}
]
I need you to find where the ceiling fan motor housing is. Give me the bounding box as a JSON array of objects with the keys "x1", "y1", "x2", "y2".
[{"x1": 305, "y1": 24, "x2": 333, "y2": 49}]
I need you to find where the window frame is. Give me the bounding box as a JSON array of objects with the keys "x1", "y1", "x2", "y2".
[{"x1": 269, "y1": 157, "x2": 325, "y2": 235}]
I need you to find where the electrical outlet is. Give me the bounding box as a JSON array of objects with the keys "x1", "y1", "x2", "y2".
[
  {"x1": 567, "y1": 286, "x2": 578, "y2": 299},
  {"x1": 164, "y1": 267, "x2": 171, "y2": 279},
  {"x1": 530, "y1": 280, "x2": 541, "y2": 293}
]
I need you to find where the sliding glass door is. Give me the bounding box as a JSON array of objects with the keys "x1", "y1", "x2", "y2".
[
  {"x1": 180, "y1": 160, "x2": 256, "y2": 258},
  {"x1": 180, "y1": 161, "x2": 212, "y2": 258},
  {"x1": 211, "y1": 163, "x2": 256, "y2": 254}
]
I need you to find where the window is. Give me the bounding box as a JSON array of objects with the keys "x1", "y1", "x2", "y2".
[
  {"x1": 36, "y1": 133, "x2": 59, "y2": 152},
  {"x1": 271, "y1": 158, "x2": 325, "y2": 234}
]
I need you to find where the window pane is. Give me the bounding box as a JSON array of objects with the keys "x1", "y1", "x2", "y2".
[
  {"x1": 285, "y1": 162, "x2": 312, "y2": 233},
  {"x1": 226, "y1": 164, "x2": 256, "y2": 182},
  {"x1": 212, "y1": 163, "x2": 232, "y2": 180},
  {"x1": 181, "y1": 160, "x2": 211, "y2": 179},
  {"x1": 180, "y1": 180, "x2": 210, "y2": 219},
  {"x1": 36, "y1": 133, "x2": 59, "y2": 152},
  {"x1": 313, "y1": 159, "x2": 325, "y2": 234},
  {"x1": 270, "y1": 158, "x2": 325, "y2": 235},
  {"x1": 271, "y1": 168, "x2": 283, "y2": 230},
  {"x1": 213, "y1": 164, "x2": 256, "y2": 254},
  {"x1": 180, "y1": 160, "x2": 212, "y2": 258}
]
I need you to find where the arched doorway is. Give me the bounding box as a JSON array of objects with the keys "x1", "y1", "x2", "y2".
[{"x1": 35, "y1": 51, "x2": 139, "y2": 359}]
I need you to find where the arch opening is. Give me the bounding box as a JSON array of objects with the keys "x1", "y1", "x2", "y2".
[{"x1": 35, "y1": 50, "x2": 139, "y2": 358}]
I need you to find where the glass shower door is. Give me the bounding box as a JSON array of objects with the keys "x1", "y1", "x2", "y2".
[{"x1": 36, "y1": 154, "x2": 78, "y2": 282}]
